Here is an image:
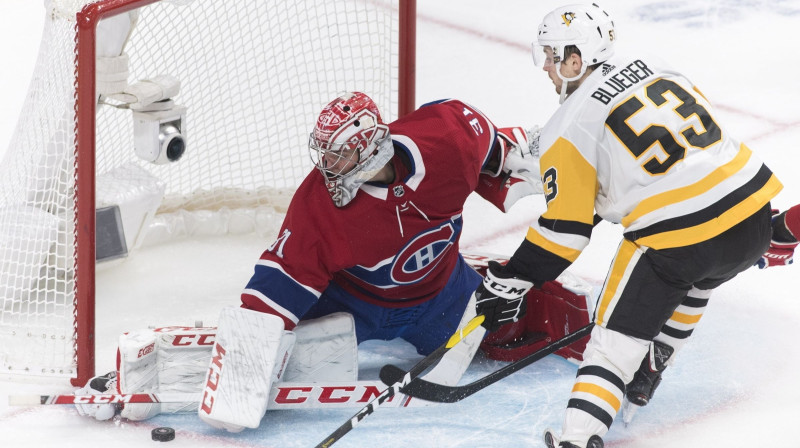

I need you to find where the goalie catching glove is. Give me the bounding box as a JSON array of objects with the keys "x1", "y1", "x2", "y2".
[
  {"x1": 474, "y1": 261, "x2": 534, "y2": 332},
  {"x1": 474, "y1": 126, "x2": 542, "y2": 213},
  {"x1": 497, "y1": 126, "x2": 542, "y2": 192}
]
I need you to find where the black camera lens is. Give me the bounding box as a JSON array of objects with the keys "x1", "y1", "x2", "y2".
[
  {"x1": 166, "y1": 136, "x2": 185, "y2": 161},
  {"x1": 159, "y1": 123, "x2": 185, "y2": 163}
]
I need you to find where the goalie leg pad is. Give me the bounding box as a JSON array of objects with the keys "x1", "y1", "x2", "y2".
[
  {"x1": 281, "y1": 312, "x2": 358, "y2": 382},
  {"x1": 115, "y1": 312, "x2": 357, "y2": 420},
  {"x1": 198, "y1": 307, "x2": 292, "y2": 432},
  {"x1": 117, "y1": 325, "x2": 219, "y2": 420}
]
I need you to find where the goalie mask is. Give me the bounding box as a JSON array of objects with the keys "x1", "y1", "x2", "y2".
[
  {"x1": 309, "y1": 92, "x2": 393, "y2": 207},
  {"x1": 532, "y1": 3, "x2": 615, "y2": 103}
]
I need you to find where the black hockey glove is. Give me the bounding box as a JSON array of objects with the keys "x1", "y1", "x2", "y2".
[{"x1": 474, "y1": 261, "x2": 534, "y2": 332}]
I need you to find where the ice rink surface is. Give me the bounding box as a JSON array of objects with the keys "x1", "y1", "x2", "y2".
[{"x1": 2, "y1": 0, "x2": 800, "y2": 446}]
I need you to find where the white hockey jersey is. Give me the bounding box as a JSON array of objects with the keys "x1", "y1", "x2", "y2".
[{"x1": 529, "y1": 52, "x2": 782, "y2": 263}]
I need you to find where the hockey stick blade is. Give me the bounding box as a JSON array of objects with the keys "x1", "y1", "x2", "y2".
[
  {"x1": 9, "y1": 392, "x2": 198, "y2": 406},
  {"x1": 313, "y1": 314, "x2": 485, "y2": 448},
  {"x1": 380, "y1": 323, "x2": 594, "y2": 403},
  {"x1": 10, "y1": 379, "x2": 435, "y2": 411}
]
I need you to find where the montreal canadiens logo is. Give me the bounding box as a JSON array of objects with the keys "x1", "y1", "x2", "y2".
[{"x1": 391, "y1": 223, "x2": 456, "y2": 284}]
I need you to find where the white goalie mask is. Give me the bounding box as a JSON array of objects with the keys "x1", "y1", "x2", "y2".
[
  {"x1": 532, "y1": 3, "x2": 615, "y2": 102},
  {"x1": 309, "y1": 92, "x2": 393, "y2": 207}
]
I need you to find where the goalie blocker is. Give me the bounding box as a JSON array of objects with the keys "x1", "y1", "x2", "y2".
[{"x1": 462, "y1": 253, "x2": 593, "y2": 363}]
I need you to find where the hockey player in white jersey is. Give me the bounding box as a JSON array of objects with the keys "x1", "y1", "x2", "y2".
[{"x1": 470, "y1": 3, "x2": 783, "y2": 448}]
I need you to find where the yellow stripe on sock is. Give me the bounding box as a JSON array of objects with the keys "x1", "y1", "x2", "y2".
[{"x1": 572, "y1": 382, "x2": 621, "y2": 411}]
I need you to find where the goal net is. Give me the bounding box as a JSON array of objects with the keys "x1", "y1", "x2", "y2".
[{"x1": 0, "y1": 0, "x2": 415, "y2": 385}]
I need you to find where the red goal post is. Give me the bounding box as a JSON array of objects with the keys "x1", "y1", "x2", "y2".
[{"x1": 0, "y1": 0, "x2": 415, "y2": 386}]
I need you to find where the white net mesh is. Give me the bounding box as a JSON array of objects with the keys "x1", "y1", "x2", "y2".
[{"x1": 0, "y1": 0, "x2": 402, "y2": 379}]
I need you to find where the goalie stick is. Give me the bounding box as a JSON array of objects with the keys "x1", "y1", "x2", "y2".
[
  {"x1": 379, "y1": 323, "x2": 594, "y2": 403},
  {"x1": 10, "y1": 380, "x2": 424, "y2": 411},
  {"x1": 10, "y1": 392, "x2": 199, "y2": 407},
  {"x1": 313, "y1": 314, "x2": 485, "y2": 448}
]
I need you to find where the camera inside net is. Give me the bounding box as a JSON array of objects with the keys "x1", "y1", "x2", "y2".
[{"x1": 133, "y1": 101, "x2": 187, "y2": 164}]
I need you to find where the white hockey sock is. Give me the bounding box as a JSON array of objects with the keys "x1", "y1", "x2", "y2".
[{"x1": 560, "y1": 325, "x2": 649, "y2": 445}]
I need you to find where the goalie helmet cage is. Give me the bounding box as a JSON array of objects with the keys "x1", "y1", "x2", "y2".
[{"x1": 0, "y1": 0, "x2": 416, "y2": 386}]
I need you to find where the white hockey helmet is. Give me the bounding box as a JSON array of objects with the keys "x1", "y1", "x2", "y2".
[
  {"x1": 309, "y1": 92, "x2": 393, "y2": 207},
  {"x1": 533, "y1": 3, "x2": 615, "y2": 68},
  {"x1": 532, "y1": 3, "x2": 615, "y2": 100}
]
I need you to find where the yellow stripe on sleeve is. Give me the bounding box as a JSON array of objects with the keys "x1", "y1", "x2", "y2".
[
  {"x1": 622, "y1": 144, "x2": 752, "y2": 227},
  {"x1": 635, "y1": 174, "x2": 783, "y2": 249},
  {"x1": 525, "y1": 227, "x2": 582, "y2": 263}
]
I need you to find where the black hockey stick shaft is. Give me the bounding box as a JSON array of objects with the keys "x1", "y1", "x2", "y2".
[
  {"x1": 313, "y1": 314, "x2": 485, "y2": 448},
  {"x1": 380, "y1": 323, "x2": 594, "y2": 403}
]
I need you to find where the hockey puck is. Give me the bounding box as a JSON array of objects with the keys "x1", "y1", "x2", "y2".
[{"x1": 151, "y1": 427, "x2": 175, "y2": 442}]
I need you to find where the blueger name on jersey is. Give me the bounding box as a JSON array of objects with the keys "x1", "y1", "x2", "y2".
[{"x1": 591, "y1": 60, "x2": 654, "y2": 105}]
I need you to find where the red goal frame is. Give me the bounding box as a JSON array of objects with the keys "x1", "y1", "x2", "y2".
[{"x1": 71, "y1": 0, "x2": 416, "y2": 386}]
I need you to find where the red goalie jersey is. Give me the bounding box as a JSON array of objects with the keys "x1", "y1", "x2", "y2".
[{"x1": 241, "y1": 99, "x2": 504, "y2": 330}]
